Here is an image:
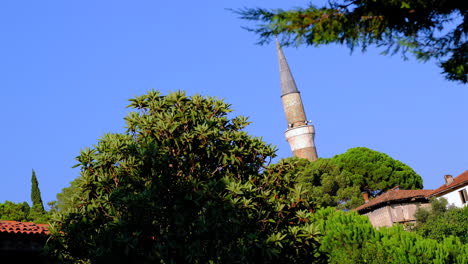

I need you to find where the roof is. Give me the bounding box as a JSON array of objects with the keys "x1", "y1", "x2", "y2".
[
  {"x1": 431, "y1": 170, "x2": 468, "y2": 196},
  {"x1": 0, "y1": 221, "x2": 49, "y2": 235},
  {"x1": 355, "y1": 189, "x2": 433, "y2": 213}
]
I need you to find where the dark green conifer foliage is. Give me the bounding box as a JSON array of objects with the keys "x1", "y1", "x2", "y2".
[
  {"x1": 31, "y1": 169, "x2": 45, "y2": 212},
  {"x1": 271, "y1": 147, "x2": 423, "y2": 210},
  {"x1": 235, "y1": 0, "x2": 467, "y2": 84}
]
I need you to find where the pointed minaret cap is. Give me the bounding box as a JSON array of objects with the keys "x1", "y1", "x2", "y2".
[{"x1": 276, "y1": 38, "x2": 299, "y2": 96}]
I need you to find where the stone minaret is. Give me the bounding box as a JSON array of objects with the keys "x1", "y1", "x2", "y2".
[{"x1": 276, "y1": 40, "x2": 318, "y2": 161}]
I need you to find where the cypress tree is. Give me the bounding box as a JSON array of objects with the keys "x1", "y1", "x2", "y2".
[{"x1": 31, "y1": 169, "x2": 45, "y2": 212}]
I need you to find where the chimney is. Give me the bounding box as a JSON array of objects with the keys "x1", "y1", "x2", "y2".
[
  {"x1": 362, "y1": 192, "x2": 369, "y2": 204},
  {"x1": 444, "y1": 174, "x2": 454, "y2": 185}
]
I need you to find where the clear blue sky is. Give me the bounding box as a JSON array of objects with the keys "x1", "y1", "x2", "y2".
[{"x1": 1, "y1": 1, "x2": 466, "y2": 207}]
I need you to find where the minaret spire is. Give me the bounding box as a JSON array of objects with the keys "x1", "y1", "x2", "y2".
[
  {"x1": 276, "y1": 39, "x2": 318, "y2": 161},
  {"x1": 276, "y1": 39, "x2": 299, "y2": 96}
]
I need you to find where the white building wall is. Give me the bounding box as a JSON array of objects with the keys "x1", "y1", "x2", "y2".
[
  {"x1": 365, "y1": 206, "x2": 393, "y2": 228},
  {"x1": 364, "y1": 202, "x2": 431, "y2": 228},
  {"x1": 440, "y1": 185, "x2": 468, "y2": 208}
]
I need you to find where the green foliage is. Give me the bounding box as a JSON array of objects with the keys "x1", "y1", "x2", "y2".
[
  {"x1": 31, "y1": 169, "x2": 45, "y2": 212},
  {"x1": 414, "y1": 197, "x2": 448, "y2": 224},
  {"x1": 235, "y1": 1, "x2": 467, "y2": 83},
  {"x1": 29, "y1": 204, "x2": 50, "y2": 223},
  {"x1": 313, "y1": 207, "x2": 468, "y2": 264},
  {"x1": 55, "y1": 176, "x2": 84, "y2": 212},
  {"x1": 247, "y1": 159, "x2": 326, "y2": 263},
  {"x1": 0, "y1": 170, "x2": 49, "y2": 223},
  {"x1": 272, "y1": 147, "x2": 422, "y2": 209},
  {"x1": 50, "y1": 90, "x2": 329, "y2": 263},
  {"x1": 0, "y1": 200, "x2": 49, "y2": 223},
  {"x1": 313, "y1": 208, "x2": 375, "y2": 263},
  {"x1": 0, "y1": 201, "x2": 31, "y2": 221},
  {"x1": 415, "y1": 198, "x2": 468, "y2": 243},
  {"x1": 49, "y1": 90, "x2": 464, "y2": 263}
]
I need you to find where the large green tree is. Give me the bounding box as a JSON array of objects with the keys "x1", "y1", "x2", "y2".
[
  {"x1": 49, "y1": 90, "x2": 326, "y2": 263},
  {"x1": 29, "y1": 169, "x2": 50, "y2": 223},
  {"x1": 31, "y1": 169, "x2": 45, "y2": 212},
  {"x1": 270, "y1": 147, "x2": 423, "y2": 209},
  {"x1": 235, "y1": 0, "x2": 467, "y2": 83}
]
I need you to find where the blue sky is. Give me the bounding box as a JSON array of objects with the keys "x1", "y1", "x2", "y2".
[{"x1": 0, "y1": 1, "x2": 466, "y2": 207}]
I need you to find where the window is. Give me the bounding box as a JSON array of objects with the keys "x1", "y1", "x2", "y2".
[{"x1": 459, "y1": 189, "x2": 468, "y2": 204}]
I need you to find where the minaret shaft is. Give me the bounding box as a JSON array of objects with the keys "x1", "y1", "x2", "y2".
[
  {"x1": 282, "y1": 93, "x2": 307, "y2": 127},
  {"x1": 276, "y1": 40, "x2": 318, "y2": 161}
]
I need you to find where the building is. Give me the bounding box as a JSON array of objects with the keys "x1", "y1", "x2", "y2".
[
  {"x1": 430, "y1": 170, "x2": 468, "y2": 208},
  {"x1": 0, "y1": 220, "x2": 50, "y2": 263},
  {"x1": 355, "y1": 187, "x2": 432, "y2": 228}
]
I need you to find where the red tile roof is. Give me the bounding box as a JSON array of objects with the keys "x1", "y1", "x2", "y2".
[
  {"x1": 0, "y1": 221, "x2": 49, "y2": 235},
  {"x1": 430, "y1": 170, "x2": 468, "y2": 196},
  {"x1": 355, "y1": 188, "x2": 433, "y2": 212}
]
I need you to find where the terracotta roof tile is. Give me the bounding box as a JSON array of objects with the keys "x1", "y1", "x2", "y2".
[
  {"x1": 355, "y1": 189, "x2": 433, "y2": 212},
  {"x1": 430, "y1": 170, "x2": 468, "y2": 196},
  {"x1": 0, "y1": 220, "x2": 50, "y2": 235}
]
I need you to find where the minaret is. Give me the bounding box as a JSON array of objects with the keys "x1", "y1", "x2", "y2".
[{"x1": 276, "y1": 40, "x2": 318, "y2": 161}]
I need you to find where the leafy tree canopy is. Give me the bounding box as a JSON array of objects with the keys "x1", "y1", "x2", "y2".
[
  {"x1": 0, "y1": 200, "x2": 49, "y2": 223},
  {"x1": 270, "y1": 147, "x2": 423, "y2": 209},
  {"x1": 414, "y1": 198, "x2": 468, "y2": 243},
  {"x1": 235, "y1": 0, "x2": 467, "y2": 83},
  {"x1": 50, "y1": 90, "x2": 329, "y2": 263},
  {"x1": 54, "y1": 176, "x2": 84, "y2": 213},
  {"x1": 0, "y1": 201, "x2": 31, "y2": 222}
]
